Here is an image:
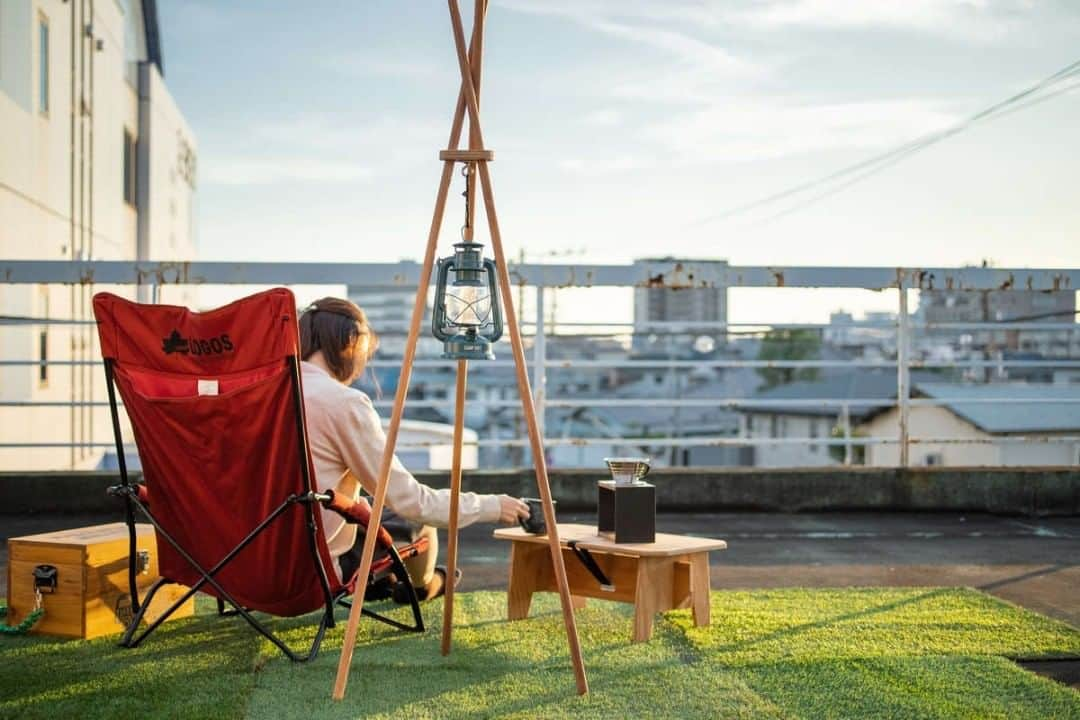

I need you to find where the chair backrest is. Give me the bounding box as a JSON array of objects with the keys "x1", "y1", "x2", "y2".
[{"x1": 93, "y1": 289, "x2": 341, "y2": 616}]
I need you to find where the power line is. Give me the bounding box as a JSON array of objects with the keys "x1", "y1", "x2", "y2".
[{"x1": 689, "y1": 58, "x2": 1080, "y2": 228}]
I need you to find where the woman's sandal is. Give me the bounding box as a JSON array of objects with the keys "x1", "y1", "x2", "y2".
[{"x1": 393, "y1": 565, "x2": 462, "y2": 604}]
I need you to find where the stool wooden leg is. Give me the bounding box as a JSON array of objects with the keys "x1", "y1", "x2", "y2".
[
  {"x1": 508, "y1": 542, "x2": 543, "y2": 621},
  {"x1": 571, "y1": 595, "x2": 588, "y2": 610},
  {"x1": 632, "y1": 556, "x2": 676, "y2": 643},
  {"x1": 690, "y1": 552, "x2": 711, "y2": 627},
  {"x1": 631, "y1": 557, "x2": 659, "y2": 643}
]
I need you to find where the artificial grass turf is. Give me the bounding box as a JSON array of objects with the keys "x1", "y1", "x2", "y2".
[
  {"x1": 0, "y1": 600, "x2": 261, "y2": 720},
  {"x1": 1, "y1": 588, "x2": 1078, "y2": 720}
]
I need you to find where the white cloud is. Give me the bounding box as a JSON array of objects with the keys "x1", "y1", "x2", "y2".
[
  {"x1": 498, "y1": 0, "x2": 1036, "y2": 42},
  {"x1": 587, "y1": 19, "x2": 757, "y2": 76},
  {"x1": 642, "y1": 97, "x2": 958, "y2": 162},
  {"x1": 735, "y1": 0, "x2": 1006, "y2": 34},
  {"x1": 558, "y1": 154, "x2": 645, "y2": 175},
  {"x1": 495, "y1": 0, "x2": 729, "y2": 28},
  {"x1": 496, "y1": 0, "x2": 760, "y2": 78},
  {"x1": 582, "y1": 109, "x2": 624, "y2": 126},
  {"x1": 203, "y1": 158, "x2": 373, "y2": 185},
  {"x1": 249, "y1": 113, "x2": 442, "y2": 152},
  {"x1": 320, "y1": 51, "x2": 449, "y2": 80},
  {"x1": 200, "y1": 113, "x2": 445, "y2": 186}
]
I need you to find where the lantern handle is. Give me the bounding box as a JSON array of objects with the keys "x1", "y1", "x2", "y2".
[
  {"x1": 484, "y1": 257, "x2": 503, "y2": 342},
  {"x1": 432, "y1": 257, "x2": 454, "y2": 342}
]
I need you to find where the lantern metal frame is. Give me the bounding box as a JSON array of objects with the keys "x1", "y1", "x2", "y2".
[
  {"x1": 432, "y1": 241, "x2": 504, "y2": 360},
  {"x1": 332, "y1": 0, "x2": 589, "y2": 701}
]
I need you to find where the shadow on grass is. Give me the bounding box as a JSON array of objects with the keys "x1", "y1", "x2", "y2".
[
  {"x1": 668, "y1": 587, "x2": 1080, "y2": 665},
  {"x1": 737, "y1": 655, "x2": 1080, "y2": 720},
  {"x1": 243, "y1": 595, "x2": 781, "y2": 720},
  {"x1": 694, "y1": 587, "x2": 952, "y2": 658}
]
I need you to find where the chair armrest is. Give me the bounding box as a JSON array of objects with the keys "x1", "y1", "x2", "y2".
[{"x1": 323, "y1": 490, "x2": 394, "y2": 549}]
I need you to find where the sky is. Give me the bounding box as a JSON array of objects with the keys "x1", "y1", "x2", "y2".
[{"x1": 157, "y1": 0, "x2": 1080, "y2": 325}]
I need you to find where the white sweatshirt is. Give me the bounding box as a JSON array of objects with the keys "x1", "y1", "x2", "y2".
[{"x1": 300, "y1": 361, "x2": 501, "y2": 578}]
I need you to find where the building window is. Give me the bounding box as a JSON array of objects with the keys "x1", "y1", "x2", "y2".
[
  {"x1": 123, "y1": 129, "x2": 137, "y2": 207},
  {"x1": 924, "y1": 453, "x2": 944, "y2": 467},
  {"x1": 809, "y1": 418, "x2": 818, "y2": 453},
  {"x1": 770, "y1": 415, "x2": 778, "y2": 438},
  {"x1": 38, "y1": 14, "x2": 50, "y2": 115},
  {"x1": 38, "y1": 286, "x2": 49, "y2": 386}
]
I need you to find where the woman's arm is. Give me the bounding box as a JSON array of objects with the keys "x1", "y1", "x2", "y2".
[{"x1": 332, "y1": 391, "x2": 502, "y2": 528}]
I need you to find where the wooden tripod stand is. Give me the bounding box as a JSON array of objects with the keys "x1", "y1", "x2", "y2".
[{"x1": 331, "y1": 0, "x2": 589, "y2": 700}]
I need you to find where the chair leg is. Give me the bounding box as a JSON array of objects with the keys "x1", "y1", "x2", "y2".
[
  {"x1": 119, "y1": 577, "x2": 169, "y2": 647},
  {"x1": 121, "y1": 579, "x2": 337, "y2": 663},
  {"x1": 337, "y1": 549, "x2": 425, "y2": 634},
  {"x1": 384, "y1": 549, "x2": 425, "y2": 632}
]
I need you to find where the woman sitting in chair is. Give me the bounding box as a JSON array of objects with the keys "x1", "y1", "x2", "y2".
[{"x1": 299, "y1": 297, "x2": 529, "y2": 603}]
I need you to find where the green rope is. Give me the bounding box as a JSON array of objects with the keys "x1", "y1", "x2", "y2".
[{"x1": 0, "y1": 603, "x2": 45, "y2": 636}]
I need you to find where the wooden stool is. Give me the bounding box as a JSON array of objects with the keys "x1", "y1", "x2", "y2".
[{"x1": 494, "y1": 523, "x2": 726, "y2": 643}]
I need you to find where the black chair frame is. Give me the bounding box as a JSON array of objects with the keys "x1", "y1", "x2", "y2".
[{"x1": 103, "y1": 356, "x2": 425, "y2": 662}]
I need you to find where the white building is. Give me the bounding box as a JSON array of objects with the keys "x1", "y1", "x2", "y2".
[
  {"x1": 860, "y1": 383, "x2": 1080, "y2": 467},
  {"x1": 1, "y1": 0, "x2": 197, "y2": 469},
  {"x1": 738, "y1": 371, "x2": 897, "y2": 468}
]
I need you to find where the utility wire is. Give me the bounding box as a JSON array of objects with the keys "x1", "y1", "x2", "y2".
[
  {"x1": 755, "y1": 79, "x2": 1080, "y2": 226},
  {"x1": 689, "y1": 58, "x2": 1080, "y2": 228}
]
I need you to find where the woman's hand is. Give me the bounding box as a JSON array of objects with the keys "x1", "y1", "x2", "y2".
[{"x1": 497, "y1": 495, "x2": 530, "y2": 526}]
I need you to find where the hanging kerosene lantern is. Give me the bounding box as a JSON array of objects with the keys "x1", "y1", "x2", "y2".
[{"x1": 432, "y1": 240, "x2": 503, "y2": 359}]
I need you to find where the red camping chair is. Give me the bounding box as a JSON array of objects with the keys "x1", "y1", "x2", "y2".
[{"x1": 93, "y1": 288, "x2": 428, "y2": 661}]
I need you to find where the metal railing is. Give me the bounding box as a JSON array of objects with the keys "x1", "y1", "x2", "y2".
[{"x1": 2, "y1": 259, "x2": 1079, "y2": 468}]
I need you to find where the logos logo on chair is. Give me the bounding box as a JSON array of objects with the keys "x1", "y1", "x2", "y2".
[
  {"x1": 161, "y1": 330, "x2": 234, "y2": 356},
  {"x1": 162, "y1": 330, "x2": 190, "y2": 355}
]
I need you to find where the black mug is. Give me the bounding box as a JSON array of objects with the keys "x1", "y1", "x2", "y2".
[{"x1": 519, "y1": 498, "x2": 554, "y2": 534}]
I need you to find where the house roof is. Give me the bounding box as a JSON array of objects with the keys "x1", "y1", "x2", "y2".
[
  {"x1": 915, "y1": 383, "x2": 1080, "y2": 434},
  {"x1": 741, "y1": 370, "x2": 899, "y2": 418}
]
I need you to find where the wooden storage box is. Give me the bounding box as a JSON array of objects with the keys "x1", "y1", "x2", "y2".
[{"x1": 6, "y1": 522, "x2": 194, "y2": 639}]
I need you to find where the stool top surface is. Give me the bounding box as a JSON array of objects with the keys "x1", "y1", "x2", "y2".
[{"x1": 494, "y1": 523, "x2": 726, "y2": 557}]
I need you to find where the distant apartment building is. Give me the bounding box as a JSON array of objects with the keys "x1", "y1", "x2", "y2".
[
  {"x1": 0, "y1": 0, "x2": 197, "y2": 469},
  {"x1": 918, "y1": 288, "x2": 1078, "y2": 359},
  {"x1": 632, "y1": 257, "x2": 728, "y2": 354},
  {"x1": 825, "y1": 310, "x2": 897, "y2": 357}
]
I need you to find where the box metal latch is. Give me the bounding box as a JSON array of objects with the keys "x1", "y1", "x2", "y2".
[
  {"x1": 137, "y1": 549, "x2": 151, "y2": 575},
  {"x1": 33, "y1": 564, "x2": 58, "y2": 594}
]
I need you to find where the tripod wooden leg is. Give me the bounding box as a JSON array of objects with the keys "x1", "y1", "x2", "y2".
[
  {"x1": 443, "y1": 0, "x2": 483, "y2": 658},
  {"x1": 441, "y1": 359, "x2": 468, "y2": 656},
  {"x1": 331, "y1": 31, "x2": 480, "y2": 703},
  {"x1": 447, "y1": 0, "x2": 589, "y2": 696}
]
